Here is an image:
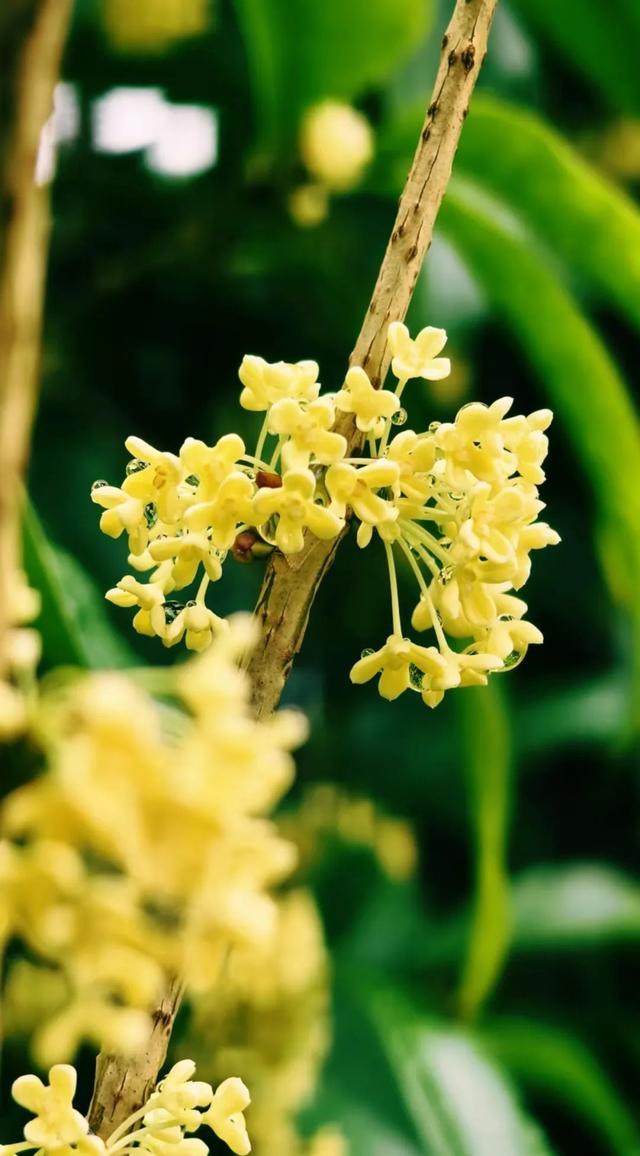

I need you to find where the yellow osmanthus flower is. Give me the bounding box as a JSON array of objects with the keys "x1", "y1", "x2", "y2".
[
  {"x1": 180, "y1": 434, "x2": 246, "y2": 500},
  {"x1": 253, "y1": 470, "x2": 343, "y2": 555},
  {"x1": 239, "y1": 356, "x2": 320, "y2": 412},
  {"x1": 203, "y1": 1078, "x2": 252, "y2": 1156},
  {"x1": 185, "y1": 471, "x2": 255, "y2": 547},
  {"x1": 334, "y1": 366, "x2": 400, "y2": 435},
  {"x1": 1, "y1": 616, "x2": 306, "y2": 1061},
  {"x1": 326, "y1": 459, "x2": 399, "y2": 524},
  {"x1": 186, "y1": 889, "x2": 339, "y2": 1156},
  {"x1": 3, "y1": 1060, "x2": 251, "y2": 1156},
  {"x1": 299, "y1": 101, "x2": 373, "y2": 193},
  {"x1": 267, "y1": 397, "x2": 347, "y2": 471},
  {"x1": 350, "y1": 634, "x2": 458, "y2": 700},
  {"x1": 90, "y1": 323, "x2": 558, "y2": 707},
  {"x1": 387, "y1": 322, "x2": 451, "y2": 383}
]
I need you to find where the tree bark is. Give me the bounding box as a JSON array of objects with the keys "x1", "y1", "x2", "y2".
[
  {"x1": 246, "y1": 0, "x2": 497, "y2": 718},
  {"x1": 0, "y1": 0, "x2": 72, "y2": 674}
]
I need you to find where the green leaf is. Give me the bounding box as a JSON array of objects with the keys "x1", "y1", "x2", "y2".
[
  {"x1": 483, "y1": 1017, "x2": 640, "y2": 1155},
  {"x1": 23, "y1": 499, "x2": 135, "y2": 671},
  {"x1": 232, "y1": 0, "x2": 429, "y2": 156},
  {"x1": 367, "y1": 989, "x2": 555, "y2": 1156},
  {"x1": 509, "y1": 0, "x2": 640, "y2": 114},
  {"x1": 438, "y1": 179, "x2": 640, "y2": 721},
  {"x1": 456, "y1": 681, "x2": 512, "y2": 1019},
  {"x1": 455, "y1": 95, "x2": 640, "y2": 330},
  {"x1": 512, "y1": 863, "x2": 640, "y2": 948},
  {"x1": 424, "y1": 862, "x2": 640, "y2": 969},
  {"x1": 307, "y1": 1081, "x2": 423, "y2": 1156}
]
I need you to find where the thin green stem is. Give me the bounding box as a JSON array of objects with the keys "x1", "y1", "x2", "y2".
[
  {"x1": 254, "y1": 416, "x2": 270, "y2": 465},
  {"x1": 396, "y1": 535, "x2": 429, "y2": 597},
  {"x1": 269, "y1": 437, "x2": 283, "y2": 469},
  {"x1": 241, "y1": 454, "x2": 272, "y2": 472},
  {"x1": 108, "y1": 1122, "x2": 176, "y2": 1153},
  {"x1": 400, "y1": 519, "x2": 449, "y2": 565},
  {"x1": 106, "y1": 1106, "x2": 149, "y2": 1146},
  {"x1": 384, "y1": 541, "x2": 402, "y2": 636},
  {"x1": 397, "y1": 535, "x2": 450, "y2": 652},
  {"x1": 196, "y1": 573, "x2": 210, "y2": 602}
]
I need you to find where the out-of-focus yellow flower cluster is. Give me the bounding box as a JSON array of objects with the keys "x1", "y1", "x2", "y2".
[
  {"x1": 92, "y1": 322, "x2": 558, "y2": 707},
  {"x1": 102, "y1": 0, "x2": 210, "y2": 53},
  {"x1": 0, "y1": 570, "x2": 41, "y2": 740},
  {"x1": 281, "y1": 784, "x2": 417, "y2": 883},
  {"x1": 2, "y1": 1059, "x2": 251, "y2": 1156},
  {"x1": 0, "y1": 615, "x2": 306, "y2": 1065},
  {"x1": 187, "y1": 889, "x2": 345, "y2": 1156},
  {"x1": 290, "y1": 101, "x2": 374, "y2": 228}
]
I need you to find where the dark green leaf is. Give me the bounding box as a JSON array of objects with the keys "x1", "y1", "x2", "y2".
[
  {"x1": 456, "y1": 681, "x2": 512, "y2": 1019},
  {"x1": 483, "y1": 1017, "x2": 640, "y2": 1155},
  {"x1": 232, "y1": 0, "x2": 429, "y2": 156},
  {"x1": 456, "y1": 95, "x2": 640, "y2": 330},
  {"x1": 23, "y1": 499, "x2": 135, "y2": 671},
  {"x1": 509, "y1": 0, "x2": 640, "y2": 114}
]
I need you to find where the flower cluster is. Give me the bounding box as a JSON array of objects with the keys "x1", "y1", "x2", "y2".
[
  {"x1": 92, "y1": 322, "x2": 558, "y2": 707},
  {"x1": 187, "y1": 890, "x2": 344, "y2": 1156},
  {"x1": 2, "y1": 1060, "x2": 251, "y2": 1156},
  {"x1": 289, "y1": 100, "x2": 374, "y2": 228},
  {"x1": 280, "y1": 784, "x2": 417, "y2": 883},
  {"x1": 0, "y1": 616, "x2": 305, "y2": 1063},
  {"x1": 0, "y1": 569, "x2": 41, "y2": 740}
]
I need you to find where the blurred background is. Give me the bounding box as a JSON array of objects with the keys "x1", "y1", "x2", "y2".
[{"x1": 8, "y1": 0, "x2": 640, "y2": 1152}]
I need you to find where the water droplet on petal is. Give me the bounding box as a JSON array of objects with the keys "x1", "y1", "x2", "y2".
[
  {"x1": 409, "y1": 663, "x2": 424, "y2": 689},
  {"x1": 428, "y1": 421, "x2": 441, "y2": 433},
  {"x1": 391, "y1": 407, "x2": 408, "y2": 426},
  {"x1": 360, "y1": 647, "x2": 374, "y2": 659},
  {"x1": 438, "y1": 565, "x2": 454, "y2": 585},
  {"x1": 91, "y1": 479, "x2": 109, "y2": 491},
  {"x1": 503, "y1": 648, "x2": 525, "y2": 670},
  {"x1": 144, "y1": 502, "x2": 158, "y2": 528},
  {"x1": 185, "y1": 474, "x2": 200, "y2": 487},
  {"x1": 126, "y1": 458, "x2": 149, "y2": 476}
]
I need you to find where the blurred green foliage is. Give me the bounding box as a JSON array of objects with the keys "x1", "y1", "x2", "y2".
[{"x1": 7, "y1": 0, "x2": 640, "y2": 1150}]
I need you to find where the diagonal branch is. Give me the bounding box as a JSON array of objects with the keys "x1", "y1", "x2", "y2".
[
  {"x1": 0, "y1": 0, "x2": 72, "y2": 675},
  {"x1": 247, "y1": 0, "x2": 497, "y2": 718},
  {"x1": 87, "y1": 0, "x2": 497, "y2": 1132}
]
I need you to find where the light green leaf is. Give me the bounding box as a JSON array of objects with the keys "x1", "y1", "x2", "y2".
[
  {"x1": 232, "y1": 0, "x2": 429, "y2": 156},
  {"x1": 456, "y1": 681, "x2": 512, "y2": 1019},
  {"x1": 438, "y1": 179, "x2": 640, "y2": 720},
  {"x1": 509, "y1": 0, "x2": 640, "y2": 114},
  {"x1": 512, "y1": 863, "x2": 640, "y2": 948},
  {"x1": 23, "y1": 499, "x2": 135, "y2": 670},
  {"x1": 367, "y1": 989, "x2": 555, "y2": 1156},
  {"x1": 455, "y1": 94, "x2": 640, "y2": 330},
  {"x1": 483, "y1": 1017, "x2": 640, "y2": 1155}
]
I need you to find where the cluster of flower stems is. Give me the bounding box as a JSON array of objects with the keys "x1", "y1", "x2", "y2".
[
  {"x1": 91, "y1": 321, "x2": 559, "y2": 706},
  {"x1": 2, "y1": 1060, "x2": 250, "y2": 1156}
]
